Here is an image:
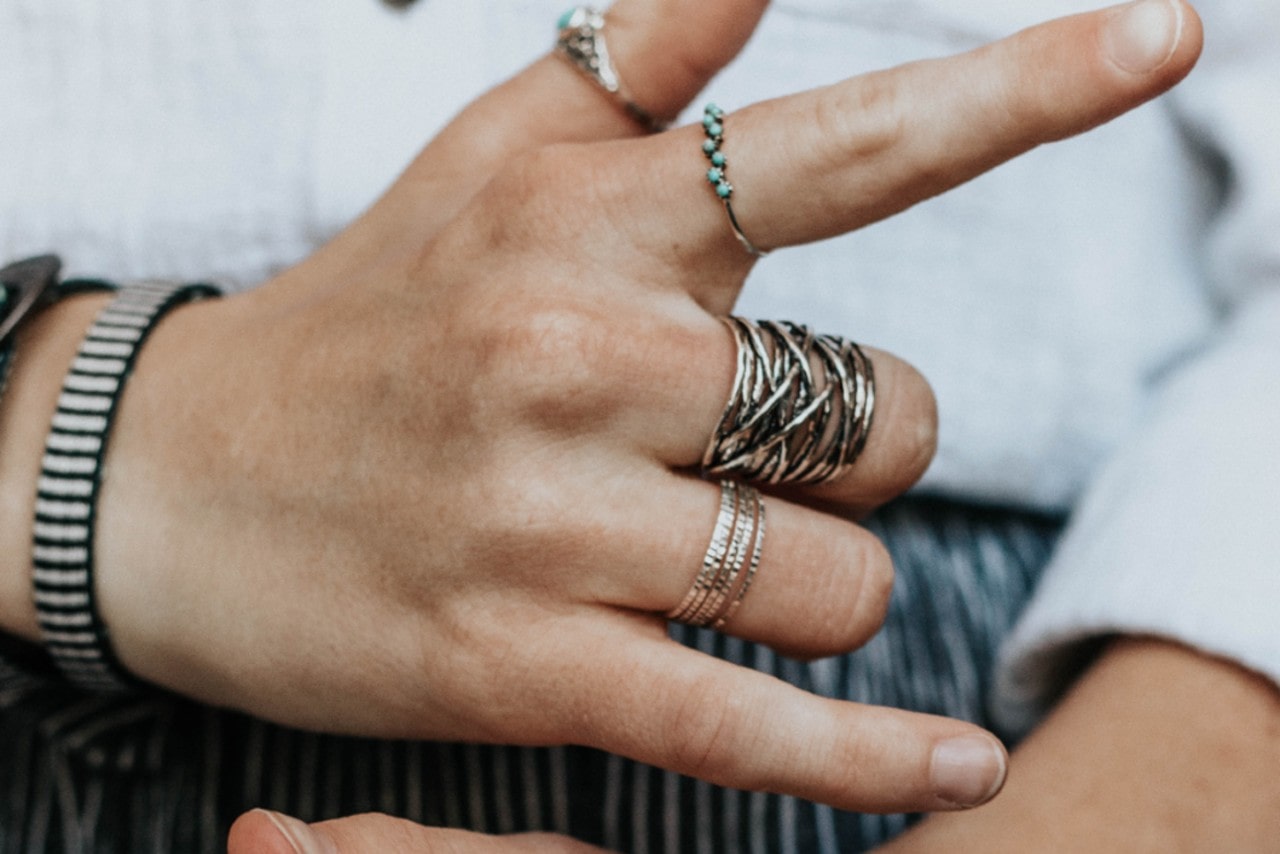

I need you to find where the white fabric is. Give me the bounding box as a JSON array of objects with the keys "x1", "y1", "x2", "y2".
[{"x1": 0, "y1": 0, "x2": 1275, "y2": 730}]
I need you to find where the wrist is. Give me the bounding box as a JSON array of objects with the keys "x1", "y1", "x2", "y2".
[
  {"x1": 878, "y1": 638, "x2": 1280, "y2": 852},
  {"x1": 0, "y1": 292, "x2": 114, "y2": 641}
]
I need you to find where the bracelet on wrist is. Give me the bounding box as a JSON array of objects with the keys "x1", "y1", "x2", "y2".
[
  {"x1": 0, "y1": 255, "x2": 117, "y2": 688},
  {"x1": 33, "y1": 280, "x2": 222, "y2": 692}
]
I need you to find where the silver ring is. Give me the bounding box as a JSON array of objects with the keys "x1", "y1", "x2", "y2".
[
  {"x1": 555, "y1": 7, "x2": 667, "y2": 133},
  {"x1": 702, "y1": 318, "x2": 876, "y2": 485},
  {"x1": 667, "y1": 481, "x2": 766, "y2": 629}
]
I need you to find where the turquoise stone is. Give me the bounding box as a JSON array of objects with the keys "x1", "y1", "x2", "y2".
[
  {"x1": 707, "y1": 168, "x2": 724, "y2": 184},
  {"x1": 705, "y1": 103, "x2": 723, "y2": 118},
  {"x1": 702, "y1": 139, "x2": 718, "y2": 155},
  {"x1": 716, "y1": 181, "x2": 733, "y2": 199},
  {"x1": 556, "y1": 8, "x2": 576, "y2": 29},
  {"x1": 706, "y1": 122, "x2": 723, "y2": 137},
  {"x1": 711, "y1": 152, "x2": 726, "y2": 168},
  {"x1": 702, "y1": 113, "x2": 716, "y2": 129}
]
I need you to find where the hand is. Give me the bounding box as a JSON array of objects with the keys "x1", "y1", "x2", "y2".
[
  {"x1": 874, "y1": 638, "x2": 1280, "y2": 852},
  {"x1": 0, "y1": 0, "x2": 1201, "y2": 815},
  {"x1": 227, "y1": 810, "x2": 603, "y2": 854}
]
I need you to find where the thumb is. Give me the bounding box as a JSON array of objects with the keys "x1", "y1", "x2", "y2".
[
  {"x1": 228, "y1": 809, "x2": 608, "y2": 854},
  {"x1": 377, "y1": 0, "x2": 769, "y2": 236}
]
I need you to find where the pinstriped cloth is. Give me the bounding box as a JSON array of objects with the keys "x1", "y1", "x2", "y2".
[{"x1": 0, "y1": 499, "x2": 1062, "y2": 853}]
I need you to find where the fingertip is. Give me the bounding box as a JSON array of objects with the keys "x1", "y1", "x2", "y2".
[
  {"x1": 1100, "y1": 0, "x2": 1203, "y2": 83},
  {"x1": 929, "y1": 733, "x2": 1009, "y2": 809},
  {"x1": 228, "y1": 809, "x2": 323, "y2": 854},
  {"x1": 1171, "y1": 0, "x2": 1205, "y2": 79}
]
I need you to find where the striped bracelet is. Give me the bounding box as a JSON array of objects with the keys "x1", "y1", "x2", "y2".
[
  {"x1": 1, "y1": 258, "x2": 115, "y2": 685},
  {"x1": 34, "y1": 280, "x2": 221, "y2": 691}
]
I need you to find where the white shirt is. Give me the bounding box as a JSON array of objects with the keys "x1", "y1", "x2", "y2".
[{"x1": 1, "y1": 0, "x2": 1276, "y2": 732}]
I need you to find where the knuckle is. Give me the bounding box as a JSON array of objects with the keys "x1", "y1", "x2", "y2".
[
  {"x1": 848, "y1": 534, "x2": 895, "y2": 648},
  {"x1": 465, "y1": 462, "x2": 571, "y2": 566},
  {"x1": 785, "y1": 529, "x2": 889, "y2": 656},
  {"x1": 666, "y1": 684, "x2": 753, "y2": 781},
  {"x1": 989, "y1": 73, "x2": 1052, "y2": 146},
  {"x1": 810, "y1": 72, "x2": 908, "y2": 172},
  {"x1": 488, "y1": 303, "x2": 620, "y2": 423}
]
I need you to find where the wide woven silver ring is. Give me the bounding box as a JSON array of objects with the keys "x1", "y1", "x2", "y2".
[
  {"x1": 667, "y1": 480, "x2": 766, "y2": 629},
  {"x1": 702, "y1": 318, "x2": 876, "y2": 485},
  {"x1": 555, "y1": 7, "x2": 667, "y2": 133}
]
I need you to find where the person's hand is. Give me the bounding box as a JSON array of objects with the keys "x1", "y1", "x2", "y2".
[
  {"x1": 227, "y1": 809, "x2": 603, "y2": 854},
  {"x1": 0, "y1": 0, "x2": 1202, "y2": 816},
  {"x1": 873, "y1": 638, "x2": 1280, "y2": 852},
  {"x1": 230, "y1": 637, "x2": 1279, "y2": 854}
]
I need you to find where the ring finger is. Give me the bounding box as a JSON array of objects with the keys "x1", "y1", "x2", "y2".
[{"x1": 602, "y1": 470, "x2": 896, "y2": 659}]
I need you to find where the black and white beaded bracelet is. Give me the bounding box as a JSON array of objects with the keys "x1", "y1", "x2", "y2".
[
  {"x1": 1, "y1": 257, "x2": 116, "y2": 686},
  {"x1": 34, "y1": 280, "x2": 221, "y2": 691}
]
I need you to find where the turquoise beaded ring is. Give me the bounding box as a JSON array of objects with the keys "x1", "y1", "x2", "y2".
[{"x1": 701, "y1": 104, "x2": 768, "y2": 257}]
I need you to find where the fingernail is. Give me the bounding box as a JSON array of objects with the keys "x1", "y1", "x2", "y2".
[
  {"x1": 1104, "y1": 0, "x2": 1182, "y2": 74},
  {"x1": 261, "y1": 809, "x2": 334, "y2": 854},
  {"x1": 930, "y1": 735, "x2": 1008, "y2": 808}
]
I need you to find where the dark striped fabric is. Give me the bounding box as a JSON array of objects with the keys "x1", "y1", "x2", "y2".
[{"x1": 0, "y1": 498, "x2": 1063, "y2": 853}]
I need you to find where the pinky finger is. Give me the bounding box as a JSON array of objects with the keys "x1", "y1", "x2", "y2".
[
  {"x1": 564, "y1": 633, "x2": 1008, "y2": 814},
  {"x1": 228, "y1": 809, "x2": 606, "y2": 854}
]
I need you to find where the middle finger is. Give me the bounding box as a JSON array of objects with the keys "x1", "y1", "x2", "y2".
[{"x1": 574, "y1": 0, "x2": 1202, "y2": 311}]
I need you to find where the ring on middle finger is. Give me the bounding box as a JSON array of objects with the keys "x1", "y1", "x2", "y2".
[
  {"x1": 701, "y1": 103, "x2": 769, "y2": 258},
  {"x1": 702, "y1": 317, "x2": 877, "y2": 485}
]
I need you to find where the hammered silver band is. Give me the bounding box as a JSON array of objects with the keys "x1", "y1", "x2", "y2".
[
  {"x1": 703, "y1": 318, "x2": 876, "y2": 485},
  {"x1": 667, "y1": 480, "x2": 766, "y2": 629},
  {"x1": 555, "y1": 7, "x2": 667, "y2": 133}
]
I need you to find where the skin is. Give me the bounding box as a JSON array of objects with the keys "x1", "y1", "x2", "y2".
[
  {"x1": 0, "y1": 0, "x2": 1245, "y2": 848},
  {"x1": 880, "y1": 638, "x2": 1280, "y2": 853},
  {"x1": 226, "y1": 639, "x2": 1280, "y2": 853}
]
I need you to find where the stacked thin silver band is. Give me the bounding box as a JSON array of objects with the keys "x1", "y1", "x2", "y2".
[
  {"x1": 672, "y1": 321, "x2": 873, "y2": 628},
  {"x1": 667, "y1": 481, "x2": 766, "y2": 630},
  {"x1": 704, "y1": 318, "x2": 876, "y2": 486},
  {"x1": 34, "y1": 281, "x2": 220, "y2": 691},
  {"x1": 555, "y1": 7, "x2": 667, "y2": 133}
]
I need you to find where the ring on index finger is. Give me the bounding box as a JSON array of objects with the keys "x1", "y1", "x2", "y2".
[{"x1": 702, "y1": 318, "x2": 876, "y2": 486}]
